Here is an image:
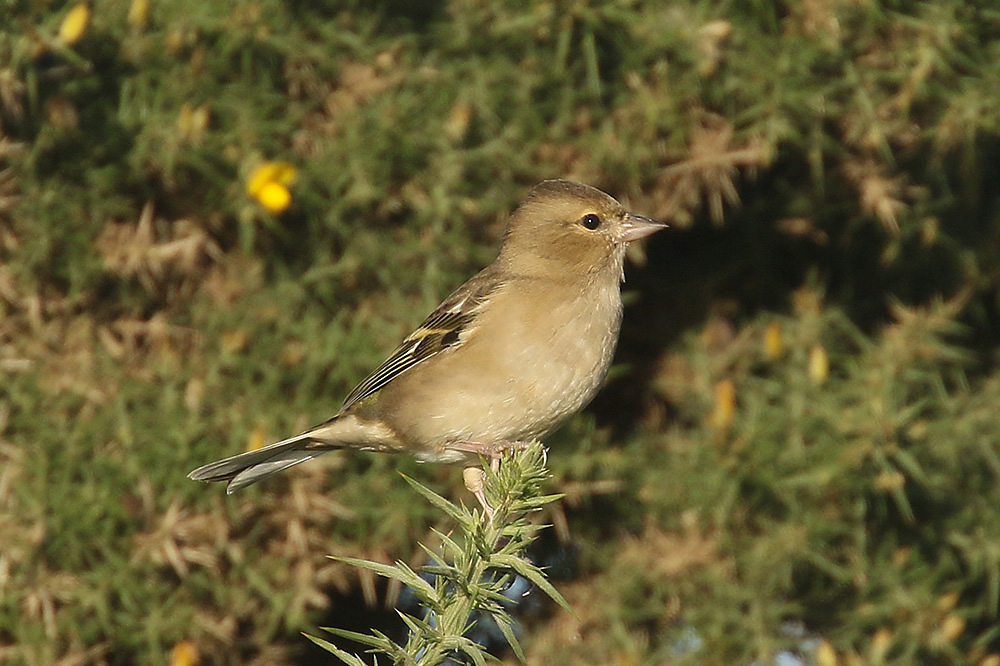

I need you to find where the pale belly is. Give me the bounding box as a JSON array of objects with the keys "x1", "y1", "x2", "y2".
[{"x1": 373, "y1": 279, "x2": 623, "y2": 459}]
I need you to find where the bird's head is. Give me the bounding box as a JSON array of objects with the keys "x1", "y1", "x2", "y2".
[{"x1": 498, "y1": 180, "x2": 666, "y2": 281}]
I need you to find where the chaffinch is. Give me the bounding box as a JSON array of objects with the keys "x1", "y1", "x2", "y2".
[{"x1": 189, "y1": 180, "x2": 665, "y2": 515}]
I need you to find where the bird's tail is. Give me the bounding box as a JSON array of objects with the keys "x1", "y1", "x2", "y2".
[{"x1": 188, "y1": 432, "x2": 337, "y2": 494}]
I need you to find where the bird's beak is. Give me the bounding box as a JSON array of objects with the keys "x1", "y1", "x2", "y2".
[{"x1": 620, "y1": 213, "x2": 668, "y2": 242}]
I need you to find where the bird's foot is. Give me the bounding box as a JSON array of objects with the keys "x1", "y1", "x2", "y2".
[{"x1": 445, "y1": 440, "x2": 532, "y2": 472}]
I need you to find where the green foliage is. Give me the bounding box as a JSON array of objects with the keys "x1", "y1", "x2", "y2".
[
  {"x1": 310, "y1": 443, "x2": 563, "y2": 665},
  {"x1": 2, "y1": 0, "x2": 1000, "y2": 665}
]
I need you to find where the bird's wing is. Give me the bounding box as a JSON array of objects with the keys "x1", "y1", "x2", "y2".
[{"x1": 339, "y1": 269, "x2": 501, "y2": 413}]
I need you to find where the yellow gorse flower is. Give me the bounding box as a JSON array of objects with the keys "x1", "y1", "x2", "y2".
[
  {"x1": 870, "y1": 628, "x2": 892, "y2": 663},
  {"x1": 168, "y1": 641, "x2": 199, "y2": 666},
  {"x1": 246, "y1": 161, "x2": 297, "y2": 214},
  {"x1": 808, "y1": 344, "x2": 829, "y2": 385},
  {"x1": 815, "y1": 640, "x2": 838, "y2": 666},
  {"x1": 763, "y1": 321, "x2": 783, "y2": 360},
  {"x1": 245, "y1": 424, "x2": 267, "y2": 453},
  {"x1": 58, "y1": 3, "x2": 90, "y2": 46},
  {"x1": 257, "y1": 181, "x2": 292, "y2": 213},
  {"x1": 128, "y1": 0, "x2": 150, "y2": 29},
  {"x1": 710, "y1": 378, "x2": 736, "y2": 436},
  {"x1": 936, "y1": 614, "x2": 966, "y2": 643}
]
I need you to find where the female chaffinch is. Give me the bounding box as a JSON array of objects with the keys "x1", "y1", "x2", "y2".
[{"x1": 189, "y1": 180, "x2": 665, "y2": 515}]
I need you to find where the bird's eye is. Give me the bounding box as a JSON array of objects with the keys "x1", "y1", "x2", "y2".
[{"x1": 580, "y1": 213, "x2": 601, "y2": 230}]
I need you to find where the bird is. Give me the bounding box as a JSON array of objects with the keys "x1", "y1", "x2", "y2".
[{"x1": 188, "y1": 179, "x2": 666, "y2": 517}]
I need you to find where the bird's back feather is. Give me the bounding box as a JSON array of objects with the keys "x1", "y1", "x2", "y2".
[{"x1": 339, "y1": 268, "x2": 500, "y2": 412}]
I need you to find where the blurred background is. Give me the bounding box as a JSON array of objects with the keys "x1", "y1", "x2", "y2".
[{"x1": 2, "y1": 1, "x2": 1000, "y2": 664}]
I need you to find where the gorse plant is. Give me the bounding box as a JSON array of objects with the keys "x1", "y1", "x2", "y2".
[{"x1": 309, "y1": 443, "x2": 566, "y2": 665}]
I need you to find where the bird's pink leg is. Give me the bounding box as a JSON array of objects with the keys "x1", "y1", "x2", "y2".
[{"x1": 445, "y1": 440, "x2": 532, "y2": 464}]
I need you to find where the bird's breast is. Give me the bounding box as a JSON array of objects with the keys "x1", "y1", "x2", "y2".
[{"x1": 376, "y1": 276, "x2": 623, "y2": 451}]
